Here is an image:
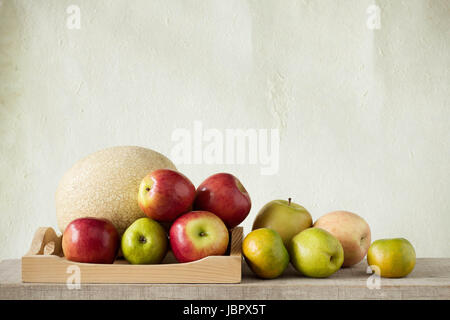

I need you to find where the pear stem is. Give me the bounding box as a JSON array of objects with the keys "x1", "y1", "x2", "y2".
[{"x1": 288, "y1": 198, "x2": 292, "y2": 206}]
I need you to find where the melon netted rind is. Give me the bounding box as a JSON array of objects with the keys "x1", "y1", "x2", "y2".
[{"x1": 55, "y1": 146, "x2": 177, "y2": 235}]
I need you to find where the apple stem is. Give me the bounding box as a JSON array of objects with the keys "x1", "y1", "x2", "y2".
[{"x1": 288, "y1": 198, "x2": 291, "y2": 206}]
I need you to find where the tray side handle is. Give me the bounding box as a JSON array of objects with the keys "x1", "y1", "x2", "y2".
[
  {"x1": 25, "y1": 227, "x2": 63, "y2": 257},
  {"x1": 230, "y1": 226, "x2": 243, "y2": 257}
]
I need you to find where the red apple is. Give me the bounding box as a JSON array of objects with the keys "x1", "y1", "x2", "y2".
[
  {"x1": 169, "y1": 211, "x2": 229, "y2": 263},
  {"x1": 62, "y1": 217, "x2": 119, "y2": 264},
  {"x1": 138, "y1": 169, "x2": 196, "y2": 222},
  {"x1": 193, "y1": 173, "x2": 251, "y2": 228}
]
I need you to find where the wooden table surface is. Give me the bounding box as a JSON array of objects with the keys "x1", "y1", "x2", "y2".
[{"x1": 0, "y1": 258, "x2": 448, "y2": 300}]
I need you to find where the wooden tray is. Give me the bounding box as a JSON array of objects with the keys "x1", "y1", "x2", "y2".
[{"x1": 22, "y1": 226, "x2": 242, "y2": 284}]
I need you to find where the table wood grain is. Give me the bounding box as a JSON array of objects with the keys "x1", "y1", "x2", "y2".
[{"x1": 0, "y1": 258, "x2": 449, "y2": 300}]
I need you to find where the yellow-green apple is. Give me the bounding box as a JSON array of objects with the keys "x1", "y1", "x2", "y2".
[
  {"x1": 62, "y1": 217, "x2": 119, "y2": 264},
  {"x1": 242, "y1": 228, "x2": 289, "y2": 279},
  {"x1": 313, "y1": 211, "x2": 371, "y2": 267},
  {"x1": 193, "y1": 173, "x2": 251, "y2": 228},
  {"x1": 138, "y1": 169, "x2": 196, "y2": 222},
  {"x1": 121, "y1": 217, "x2": 168, "y2": 264},
  {"x1": 169, "y1": 211, "x2": 229, "y2": 263},
  {"x1": 367, "y1": 238, "x2": 416, "y2": 278},
  {"x1": 290, "y1": 228, "x2": 344, "y2": 278},
  {"x1": 252, "y1": 198, "x2": 312, "y2": 248}
]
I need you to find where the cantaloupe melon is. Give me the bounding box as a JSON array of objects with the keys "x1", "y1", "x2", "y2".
[{"x1": 55, "y1": 146, "x2": 177, "y2": 234}]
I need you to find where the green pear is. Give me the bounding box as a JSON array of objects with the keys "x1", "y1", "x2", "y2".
[
  {"x1": 252, "y1": 199, "x2": 312, "y2": 248},
  {"x1": 121, "y1": 217, "x2": 168, "y2": 264},
  {"x1": 290, "y1": 228, "x2": 344, "y2": 278}
]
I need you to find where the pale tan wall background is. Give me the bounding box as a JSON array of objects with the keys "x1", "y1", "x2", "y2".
[{"x1": 0, "y1": 0, "x2": 449, "y2": 259}]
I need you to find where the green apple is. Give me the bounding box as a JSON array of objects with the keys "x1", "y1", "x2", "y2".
[
  {"x1": 252, "y1": 198, "x2": 312, "y2": 248},
  {"x1": 121, "y1": 217, "x2": 168, "y2": 264},
  {"x1": 290, "y1": 228, "x2": 344, "y2": 278}
]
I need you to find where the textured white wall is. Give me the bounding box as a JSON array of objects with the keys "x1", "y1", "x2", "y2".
[{"x1": 0, "y1": 0, "x2": 449, "y2": 259}]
